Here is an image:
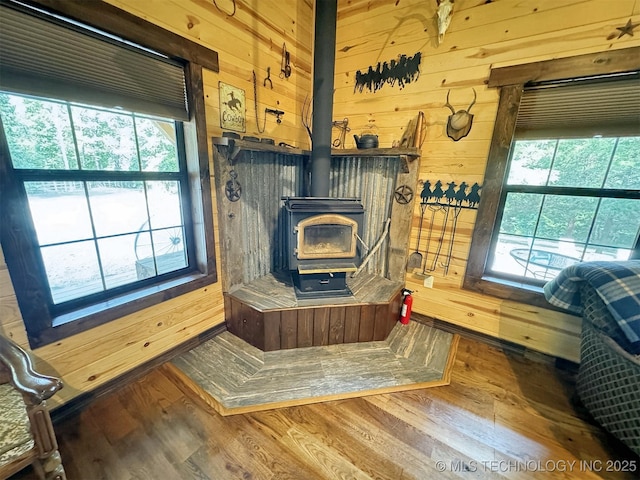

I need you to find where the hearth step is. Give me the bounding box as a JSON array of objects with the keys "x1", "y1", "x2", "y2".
[
  {"x1": 211, "y1": 333, "x2": 264, "y2": 373},
  {"x1": 168, "y1": 321, "x2": 459, "y2": 415}
]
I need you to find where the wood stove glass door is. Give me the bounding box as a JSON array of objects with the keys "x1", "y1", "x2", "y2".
[{"x1": 295, "y1": 214, "x2": 358, "y2": 260}]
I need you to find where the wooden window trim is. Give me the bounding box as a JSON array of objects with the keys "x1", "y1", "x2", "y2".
[
  {"x1": 488, "y1": 48, "x2": 640, "y2": 88},
  {"x1": 0, "y1": 1, "x2": 218, "y2": 348},
  {"x1": 464, "y1": 48, "x2": 640, "y2": 308}
]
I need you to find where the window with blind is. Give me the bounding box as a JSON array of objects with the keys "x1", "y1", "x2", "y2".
[
  {"x1": 0, "y1": 1, "x2": 217, "y2": 347},
  {"x1": 464, "y1": 58, "x2": 640, "y2": 305}
]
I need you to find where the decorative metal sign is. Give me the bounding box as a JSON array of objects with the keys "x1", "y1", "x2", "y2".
[
  {"x1": 420, "y1": 179, "x2": 481, "y2": 208},
  {"x1": 225, "y1": 170, "x2": 242, "y2": 202},
  {"x1": 354, "y1": 52, "x2": 421, "y2": 94},
  {"x1": 219, "y1": 81, "x2": 246, "y2": 132},
  {"x1": 394, "y1": 185, "x2": 414, "y2": 204}
]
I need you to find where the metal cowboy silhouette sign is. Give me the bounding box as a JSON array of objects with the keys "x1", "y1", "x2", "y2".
[{"x1": 219, "y1": 82, "x2": 246, "y2": 132}]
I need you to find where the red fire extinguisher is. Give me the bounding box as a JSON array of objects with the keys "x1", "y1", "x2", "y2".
[{"x1": 399, "y1": 288, "x2": 413, "y2": 324}]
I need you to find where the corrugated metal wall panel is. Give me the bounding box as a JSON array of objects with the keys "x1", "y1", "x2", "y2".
[
  {"x1": 235, "y1": 152, "x2": 399, "y2": 283},
  {"x1": 330, "y1": 156, "x2": 399, "y2": 277},
  {"x1": 236, "y1": 152, "x2": 305, "y2": 284}
]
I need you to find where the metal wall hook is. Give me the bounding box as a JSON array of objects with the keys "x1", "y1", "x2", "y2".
[
  {"x1": 265, "y1": 108, "x2": 284, "y2": 124},
  {"x1": 263, "y1": 67, "x2": 273, "y2": 89}
]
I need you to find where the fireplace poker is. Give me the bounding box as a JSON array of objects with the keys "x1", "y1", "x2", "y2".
[
  {"x1": 425, "y1": 204, "x2": 449, "y2": 273},
  {"x1": 440, "y1": 205, "x2": 462, "y2": 276},
  {"x1": 421, "y1": 204, "x2": 441, "y2": 274}
]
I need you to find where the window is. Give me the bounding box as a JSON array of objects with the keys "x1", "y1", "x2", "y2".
[
  {"x1": 490, "y1": 135, "x2": 639, "y2": 284},
  {"x1": 0, "y1": 1, "x2": 218, "y2": 347},
  {"x1": 1, "y1": 93, "x2": 192, "y2": 307},
  {"x1": 464, "y1": 51, "x2": 640, "y2": 306}
]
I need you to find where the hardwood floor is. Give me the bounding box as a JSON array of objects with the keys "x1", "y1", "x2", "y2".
[
  {"x1": 11, "y1": 336, "x2": 639, "y2": 480},
  {"x1": 169, "y1": 321, "x2": 456, "y2": 415}
]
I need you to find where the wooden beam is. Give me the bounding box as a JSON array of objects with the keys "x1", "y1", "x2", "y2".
[
  {"x1": 184, "y1": 62, "x2": 217, "y2": 277},
  {"x1": 488, "y1": 47, "x2": 640, "y2": 87},
  {"x1": 20, "y1": 0, "x2": 219, "y2": 72},
  {"x1": 387, "y1": 153, "x2": 420, "y2": 282},
  {"x1": 463, "y1": 85, "x2": 522, "y2": 293}
]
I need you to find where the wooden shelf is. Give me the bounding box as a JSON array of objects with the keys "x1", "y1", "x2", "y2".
[
  {"x1": 213, "y1": 136, "x2": 307, "y2": 161},
  {"x1": 331, "y1": 147, "x2": 420, "y2": 158},
  {"x1": 212, "y1": 136, "x2": 420, "y2": 162}
]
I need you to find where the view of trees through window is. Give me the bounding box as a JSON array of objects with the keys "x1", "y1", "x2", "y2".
[
  {"x1": 1, "y1": 92, "x2": 189, "y2": 305},
  {"x1": 489, "y1": 136, "x2": 640, "y2": 283}
]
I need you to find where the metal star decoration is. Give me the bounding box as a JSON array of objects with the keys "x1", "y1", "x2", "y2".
[{"x1": 616, "y1": 19, "x2": 639, "y2": 38}]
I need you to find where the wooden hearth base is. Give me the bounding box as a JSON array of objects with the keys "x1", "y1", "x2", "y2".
[{"x1": 224, "y1": 272, "x2": 403, "y2": 351}]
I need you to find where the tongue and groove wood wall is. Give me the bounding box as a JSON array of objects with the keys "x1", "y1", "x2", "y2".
[
  {"x1": 1, "y1": 0, "x2": 638, "y2": 408},
  {"x1": 0, "y1": 0, "x2": 315, "y2": 408},
  {"x1": 333, "y1": 0, "x2": 640, "y2": 363}
]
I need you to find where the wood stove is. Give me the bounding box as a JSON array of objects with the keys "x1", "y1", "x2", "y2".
[{"x1": 284, "y1": 197, "x2": 364, "y2": 298}]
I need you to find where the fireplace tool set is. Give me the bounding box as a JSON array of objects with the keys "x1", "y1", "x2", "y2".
[{"x1": 408, "y1": 180, "x2": 481, "y2": 276}]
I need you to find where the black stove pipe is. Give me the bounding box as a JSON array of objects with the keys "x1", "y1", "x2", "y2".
[{"x1": 310, "y1": 0, "x2": 337, "y2": 197}]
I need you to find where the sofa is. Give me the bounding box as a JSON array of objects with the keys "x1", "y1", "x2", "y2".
[
  {"x1": 578, "y1": 282, "x2": 640, "y2": 456},
  {"x1": 544, "y1": 261, "x2": 640, "y2": 456},
  {"x1": 0, "y1": 335, "x2": 66, "y2": 480}
]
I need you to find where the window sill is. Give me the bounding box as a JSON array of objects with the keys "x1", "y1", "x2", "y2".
[
  {"x1": 462, "y1": 274, "x2": 576, "y2": 314},
  {"x1": 34, "y1": 270, "x2": 217, "y2": 348}
]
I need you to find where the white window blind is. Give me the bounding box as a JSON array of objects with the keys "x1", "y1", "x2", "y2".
[
  {"x1": 516, "y1": 73, "x2": 640, "y2": 139},
  {"x1": 0, "y1": 2, "x2": 189, "y2": 120}
]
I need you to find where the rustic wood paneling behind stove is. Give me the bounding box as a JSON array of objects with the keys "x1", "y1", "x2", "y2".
[{"x1": 212, "y1": 144, "x2": 404, "y2": 291}]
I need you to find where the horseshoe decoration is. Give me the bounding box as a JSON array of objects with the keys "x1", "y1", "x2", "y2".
[
  {"x1": 394, "y1": 185, "x2": 414, "y2": 204},
  {"x1": 225, "y1": 170, "x2": 242, "y2": 202}
]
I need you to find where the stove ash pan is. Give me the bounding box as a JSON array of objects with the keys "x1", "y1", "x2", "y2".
[{"x1": 283, "y1": 197, "x2": 365, "y2": 297}]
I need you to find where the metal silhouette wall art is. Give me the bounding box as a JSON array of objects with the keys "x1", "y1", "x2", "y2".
[
  {"x1": 410, "y1": 179, "x2": 481, "y2": 276},
  {"x1": 354, "y1": 52, "x2": 422, "y2": 93},
  {"x1": 445, "y1": 88, "x2": 476, "y2": 141}
]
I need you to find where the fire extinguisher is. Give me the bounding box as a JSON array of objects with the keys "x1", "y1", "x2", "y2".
[{"x1": 399, "y1": 288, "x2": 413, "y2": 324}]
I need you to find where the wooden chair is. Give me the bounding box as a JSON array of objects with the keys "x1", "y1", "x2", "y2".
[{"x1": 0, "y1": 335, "x2": 66, "y2": 480}]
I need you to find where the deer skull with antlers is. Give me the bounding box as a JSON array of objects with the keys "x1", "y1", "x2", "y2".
[
  {"x1": 445, "y1": 88, "x2": 476, "y2": 141},
  {"x1": 436, "y1": 0, "x2": 454, "y2": 45}
]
